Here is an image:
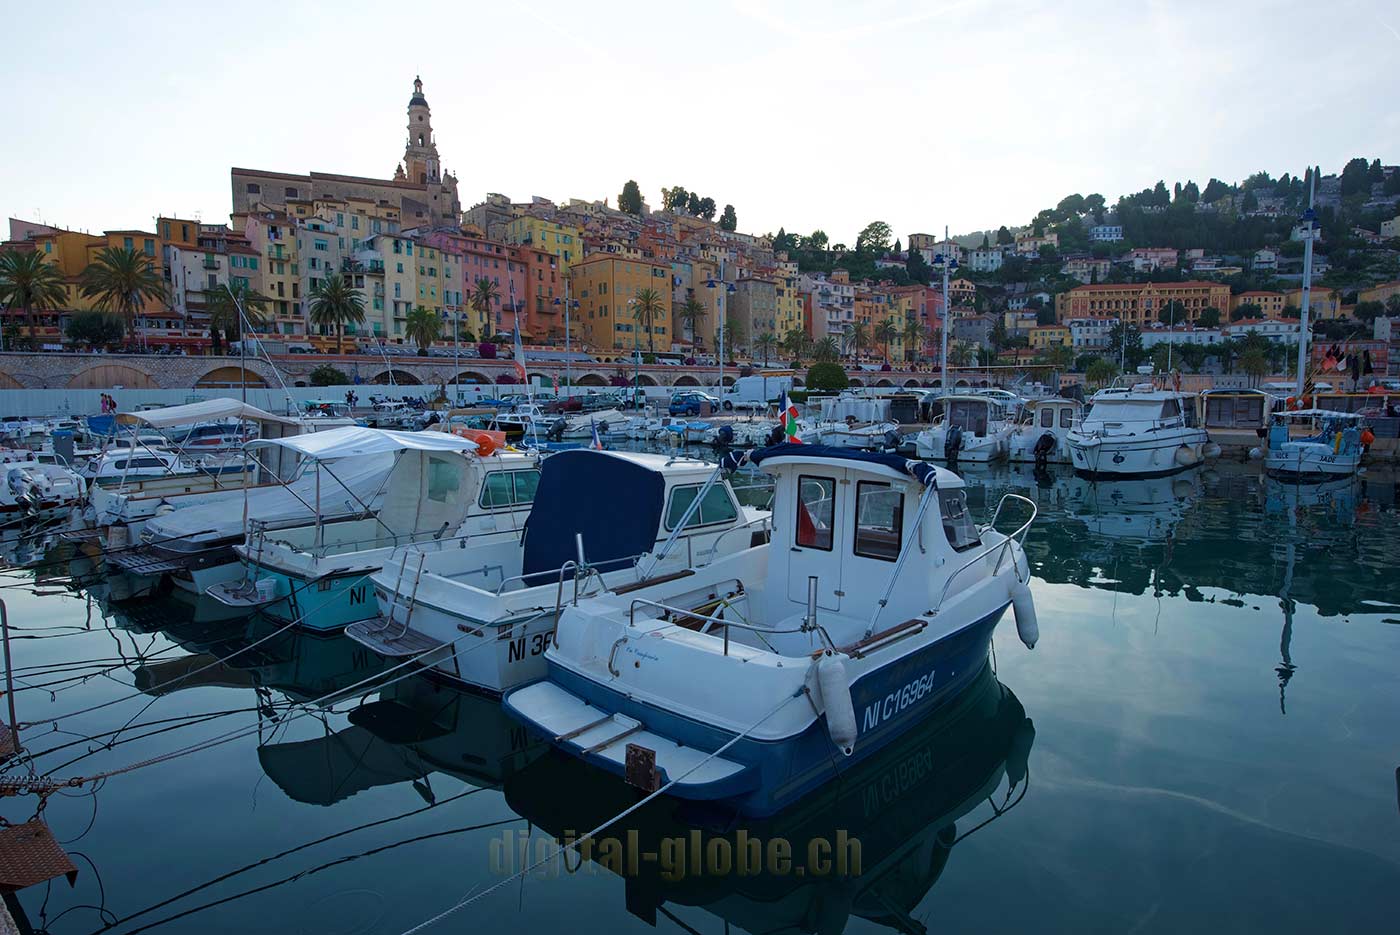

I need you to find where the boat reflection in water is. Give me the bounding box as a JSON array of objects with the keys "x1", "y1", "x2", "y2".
[{"x1": 502, "y1": 663, "x2": 1033, "y2": 933}]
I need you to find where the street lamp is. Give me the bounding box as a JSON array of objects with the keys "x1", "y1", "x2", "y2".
[
  {"x1": 705, "y1": 276, "x2": 737, "y2": 393},
  {"x1": 933, "y1": 244, "x2": 960, "y2": 396},
  {"x1": 552, "y1": 288, "x2": 580, "y2": 393}
]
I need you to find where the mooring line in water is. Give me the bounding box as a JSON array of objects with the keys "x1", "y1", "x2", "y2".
[
  {"x1": 393, "y1": 688, "x2": 809, "y2": 935},
  {"x1": 1, "y1": 606, "x2": 538, "y2": 793}
]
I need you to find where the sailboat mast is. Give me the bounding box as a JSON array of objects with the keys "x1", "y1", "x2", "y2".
[
  {"x1": 1294, "y1": 174, "x2": 1316, "y2": 400},
  {"x1": 940, "y1": 224, "x2": 950, "y2": 396}
]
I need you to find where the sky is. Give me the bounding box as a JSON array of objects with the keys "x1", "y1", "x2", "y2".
[{"x1": 2, "y1": 0, "x2": 1397, "y2": 246}]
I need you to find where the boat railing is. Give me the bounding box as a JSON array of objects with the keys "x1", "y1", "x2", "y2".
[
  {"x1": 624, "y1": 587, "x2": 831, "y2": 659},
  {"x1": 689, "y1": 514, "x2": 772, "y2": 565},
  {"x1": 936, "y1": 493, "x2": 1038, "y2": 614}
]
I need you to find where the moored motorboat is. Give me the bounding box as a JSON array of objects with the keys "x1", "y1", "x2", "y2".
[
  {"x1": 504, "y1": 443, "x2": 1039, "y2": 817},
  {"x1": 1007, "y1": 397, "x2": 1083, "y2": 465},
  {"x1": 1262, "y1": 408, "x2": 1367, "y2": 479},
  {"x1": 1067, "y1": 383, "x2": 1208, "y2": 478},
  {"x1": 915, "y1": 395, "x2": 1014, "y2": 463}
]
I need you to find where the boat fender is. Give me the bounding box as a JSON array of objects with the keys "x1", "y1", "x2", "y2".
[
  {"x1": 1203, "y1": 442, "x2": 1221, "y2": 459},
  {"x1": 817, "y1": 654, "x2": 857, "y2": 756},
  {"x1": 1248, "y1": 446, "x2": 1263, "y2": 460},
  {"x1": 155, "y1": 501, "x2": 175, "y2": 517},
  {"x1": 1173, "y1": 445, "x2": 1198, "y2": 467},
  {"x1": 1011, "y1": 578, "x2": 1038, "y2": 649}
]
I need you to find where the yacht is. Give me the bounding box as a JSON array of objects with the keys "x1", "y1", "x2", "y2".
[
  {"x1": 504, "y1": 444, "x2": 1039, "y2": 817},
  {"x1": 1066, "y1": 383, "x2": 1208, "y2": 477},
  {"x1": 345, "y1": 450, "x2": 770, "y2": 696},
  {"x1": 1007, "y1": 397, "x2": 1083, "y2": 465},
  {"x1": 209, "y1": 431, "x2": 540, "y2": 631},
  {"x1": 914, "y1": 395, "x2": 1014, "y2": 462}
]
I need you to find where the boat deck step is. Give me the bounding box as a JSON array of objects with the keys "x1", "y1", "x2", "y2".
[
  {"x1": 107, "y1": 549, "x2": 188, "y2": 576},
  {"x1": 59, "y1": 528, "x2": 104, "y2": 544},
  {"x1": 205, "y1": 581, "x2": 276, "y2": 608},
  {"x1": 505, "y1": 681, "x2": 752, "y2": 791},
  {"x1": 344, "y1": 619, "x2": 446, "y2": 658}
]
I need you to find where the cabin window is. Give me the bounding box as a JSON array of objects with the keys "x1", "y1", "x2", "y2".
[
  {"x1": 426, "y1": 456, "x2": 459, "y2": 503},
  {"x1": 1160, "y1": 398, "x2": 1181, "y2": 420},
  {"x1": 940, "y1": 490, "x2": 981, "y2": 553},
  {"x1": 795, "y1": 475, "x2": 835, "y2": 551},
  {"x1": 479, "y1": 470, "x2": 540, "y2": 509},
  {"x1": 665, "y1": 483, "x2": 739, "y2": 530},
  {"x1": 1039, "y1": 408, "x2": 1054, "y2": 428},
  {"x1": 1060, "y1": 407, "x2": 1074, "y2": 428},
  {"x1": 853, "y1": 481, "x2": 903, "y2": 562}
]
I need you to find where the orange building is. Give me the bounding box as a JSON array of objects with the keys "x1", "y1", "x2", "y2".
[{"x1": 1056, "y1": 280, "x2": 1231, "y2": 327}]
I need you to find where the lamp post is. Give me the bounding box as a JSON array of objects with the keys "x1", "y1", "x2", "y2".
[
  {"x1": 705, "y1": 272, "x2": 737, "y2": 394},
  {"x1": 552, "y1": 283, "x2": 580, "y2": 396}
]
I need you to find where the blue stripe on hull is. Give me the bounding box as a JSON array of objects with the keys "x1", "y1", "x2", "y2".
[{"x1": 539, "y1": 603, "x2": 1008, "y2": 817}]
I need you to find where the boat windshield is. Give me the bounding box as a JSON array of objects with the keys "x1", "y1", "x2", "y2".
[
  {"x1": 1084, "y1": 399, "x2": 1164, "y2": 423},
  {"x1": 946, "y1": 400, "x2": 990, "y2": 434},
  {"x1": 940, "y1": 489, "x2": 981, "y2": 552}
]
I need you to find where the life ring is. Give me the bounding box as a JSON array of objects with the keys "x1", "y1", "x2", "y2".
[{"x1": 455, "y1": 428, "x2": 504, "y2": 456}]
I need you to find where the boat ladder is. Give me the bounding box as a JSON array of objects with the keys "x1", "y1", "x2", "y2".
[{"x1": 382, "y1": 551, "x2": 427, "y2": 640}]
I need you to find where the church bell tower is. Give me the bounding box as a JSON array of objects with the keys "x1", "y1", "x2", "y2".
[{"x1": 402, "y1": 76, "x2": 441, "y2": 185}]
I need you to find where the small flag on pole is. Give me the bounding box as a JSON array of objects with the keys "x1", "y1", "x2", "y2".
[
  {"x1": 590, "y1": 418, "x2": 604, "y2": 450},
  {"x1": 780, "y1": 391, "x2": 803, "y2": 444},
  {"x1": 512, "y1": 326, "x2": 528, "y2": 385}
]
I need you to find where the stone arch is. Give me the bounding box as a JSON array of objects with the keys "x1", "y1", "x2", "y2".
[
  {"x1": 635, "y1": 373, "x2": 659, "y2": 386},
  {"x1": 672, "y1": 374, "x2": 701, "y2": 386},
  {"x1": 848, "y1": 377, "x2": 864, "y2": 387},
  {"x1": 791, "y1": 376, "x2": 805, "y2": 387},
  {"x1": 0, "y1": 371, "x2": 21, "y2": 389},
  {"x1": 370, "y1": 369, "x2": 423, "y2": 385},
  {"x1": 66, "y1": 364, "x2": 159, "y2": 389},
  {"x1": 195, "y1": 366, "x2": 269, "y2": 389},
  {"x1": 903, "y1": 379, "x2": 921, "y2": 388},
  {"x1": 575, "y1": 372, "x2": 607, "y2": 387},
  {"x1": 875, "y1": 378, "x2": 895, "y2": 388},
  {"x1": 453, "y1": 371, "x2": 492, "y2": 385}
]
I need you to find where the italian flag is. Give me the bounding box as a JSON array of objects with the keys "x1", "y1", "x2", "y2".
[{"x1": 781, "y1": 392, "x2": 802, "y2": 444}]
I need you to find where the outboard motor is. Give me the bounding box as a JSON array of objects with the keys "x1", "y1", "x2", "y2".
[
  {"x1": 1032, "y1": 431, "x2": 1057, "y2": 469},
  {"x1": 597, "y1": 420, "x2": 609, "y2": 437},
  {"x1": 546, "y1": 418, "x2": 566, "y2": 442},
  {"x1": 766, "y1": 424, "x2": 787, "y2": 447},
  {"x1": 715, "y1": 424, "x2": 735, "y2": 448},
  {"x1": 881, "y1": 429, "x2": 902, "y2": 453},
  {"x1": 944, "y1": 424, "x2": 963, "y2": 464}
]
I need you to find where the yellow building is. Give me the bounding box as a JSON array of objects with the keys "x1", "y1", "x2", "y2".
[
  {"x1": 504, "y1": 217, "x2": 582, "y2": 274},
  {"x1": 773, "y1": 272, "x2": 805, "y2": 342},
  {"x1": 1283, "y1": 285, "x2": 1345, "y2": 319},
  {"x1": 1030, "y1": 324, "x2": 1071, "y2": 349},
  {"x1": 1231, "y1": 290, "x2": 1287, "y2": 319},
  {"x1": 1358, "y1": 280, "x2": 1400, "y2": 307},
  {"x1": 570, "y1": 253, "x2": 673, "y2": 351}
]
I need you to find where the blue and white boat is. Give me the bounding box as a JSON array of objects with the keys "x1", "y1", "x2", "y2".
[
  {"x1": 504, "y1": 444, "x2": 1039, "y2": 817},
  {"x1": 208, "y1": 429, "x2": 539, "y2": 631},
  {"x1": 1263, "y1": 408, "x2": 1366, "y2": 479}
]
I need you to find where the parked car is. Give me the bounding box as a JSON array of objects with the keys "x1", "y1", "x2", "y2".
[{"x1": 669, "y1": 391, "x2": 719, "y2": 416}]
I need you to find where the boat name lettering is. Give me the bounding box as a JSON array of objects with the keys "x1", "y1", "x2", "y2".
[
  {"x1": 624, "y1": 646, "x2": 661, "y2": 663},
  {"x1": 861, "y1": 668, "x2": 937, "y2": 734}
]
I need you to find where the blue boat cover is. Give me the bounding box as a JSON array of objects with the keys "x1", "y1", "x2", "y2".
[
  {"x1": 721, "y1": 443, "x2": 937, "y2": 486},
  {"x1": 521, "y1": 450, "x2": 666, "y2": 584}
]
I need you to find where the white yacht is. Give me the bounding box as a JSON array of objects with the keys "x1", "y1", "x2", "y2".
[
  {"x1": 915, "y1": 395, "x2": 1014, "y2": 462},
  {"x1": 345, "y1": 450, "x2": 770, "y2": 696},
  {"x1": 1066, "y1": 384, "x2": 1208, "y2": 477},
  {"x1": 1007, "y1": 397, "x2": 1083, "y2": 465}
]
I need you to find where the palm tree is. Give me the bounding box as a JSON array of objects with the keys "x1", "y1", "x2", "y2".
[
  {"x1": 405, "y1": 305, "x2": 443, "y2": 355},
  {"x1": 948, "y1": 340, "x2": 974, "y2": 367},
  {"x1": 753, "y1": 330, "x2": 779, "y2": 366},
  {"x1": 901, "y1": 319, "x2": 926, "y2": 363},
  {"x1": 845, "y1": 321, "x2": 871, "y2": 360},
  {"x1": 307, "y1": 273, "x2": 366, "y2": 354},
  {"x1": 206, "y1": 281, "x2": 269, "y2": 355},
  {"x1": 676, "y1": 295, "x2": 706, "y2": 348},
  {"x1": 874, "y1": 318, "x2": 900, "y2": 364},
  {"x1": 79, "y1": 246, "x2": 166, "y2": 336},
  {"x1": 813, "y1": 336, "x2": 840, "y2": 362},
  {"x1": 471, "y1": 278, "x2": 500, "y2": 338},
  {"x1": 782, "y1": 329, "x2": 813, "y2": 364},
  {"x1": 631, "y1": 287, "x2": 665, "y2": 354},
  {"x1": 0, "y1": 249, "x2": 66, "y2": 346}
]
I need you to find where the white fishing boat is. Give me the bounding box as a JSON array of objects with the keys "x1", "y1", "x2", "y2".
[
  {"x1": 344, "y1": 450, "x2": 770, "y2": 696},
  {"x1": 915, "y1": 395, "x2": 1015, "y2": 463},
  {"x1": 1066, "y1": 384, "x2": 1208, "y2": 477},
  {"x1": 504, "y1": 444, "x2": 1039, "y2": 817},
  {"x1": 208, "y1": 430, "x2": 540, "y2": 632},
  {"x1": 2, "y1": 449, "x2": 85, "y2": 524},
  {"x1": 1262, "y1": 409, "x2": 1367, "y2": 479},
  {"x1": 490, "y1": 404, "x2": 551, "y2": 443},
  {"x1": 1007, "y1": 397, "x2": 1083, "y2": 465},
  {"x1": 105, "y1": 425, "x2": 403, "y2": 596}
]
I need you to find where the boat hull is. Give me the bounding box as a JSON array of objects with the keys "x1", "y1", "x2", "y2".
[
  {"x1": 1067, "y1": 431, "x2": 1208, "y2": 478},
  {"x1": 242, "y1": 561, "x2": 383, "y2": 632},
  {"x1": 506, "y1": 603, "x2": 1008, "y2": 817},
  {"x1": 1264, "y1": 443, "x2": 1359, "y2": 479}
]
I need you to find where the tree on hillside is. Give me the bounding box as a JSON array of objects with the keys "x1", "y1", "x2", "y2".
[
  {"x1": 996, "y1": 226, "x2": 1013, "y2": 245},
  {"x1": 807, "y1": 230, "x2": 828, "y2": 252},
  {"x1": 619, "y1": 180, "x2": 643, "y2": 214},
  {"x1": 308, "y1": 273, "x2": 366, "y2": 354},
  {"x1": 1353, "y1": 300, "x2": 1385, "y2": 323},
  {"x1": 1339, "y1": 157, "x2": 1371, "y2": 196},
  {"x1": 1197, "y1": 306, "x2": 1222, "y2": 328},
  {"x1": 1230, "y1": 302, "x2": 1263, "y2": 321},
  {"x1": 855, "y1": 221, "x2": 892, "y2": 255},
  {"x1": 697, "y1": 196, "x2": 716, "y2": 221},
  {"x1": 980, "y1": 232, "x2": 990, "y2": 249},
  {"x1": 662, "y1": 186, "x2": 690, "y2": 211},
  {"x1": 64, "y1": 311, "x2": 125, "y2": 349},
  {"x1": 1157, "y1": 299, "x2": 1186, "y2": 326},
  {"x1": 687, "y1": 192, "x2": 703, "y2": 216},
  {"x1": 1085, "y1": 193, "x2": 1106, "y2": 222},
  {"x1": 676, "y1": 296, "x2": 706, "y2": 347},
  {"x1": 906, "y1": 248, "x2": 931, "y2": 284},
  {"x1": 207, "y1": 280, "x2": 269, "y2": 355},
  {"x1": 1201, "y1": 178, "x2": 1230, "y2": 203},
  {"x1": 719, "y1": 204, "x2": 737, "y2": 231},
  {"x1": 80, "y1": 246, "x2": 167, "y2": 333}
]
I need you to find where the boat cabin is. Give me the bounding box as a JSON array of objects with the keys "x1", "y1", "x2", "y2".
[
  {"x1": 1018, "y1": 397, "x2": 1081, "y2": 431},
  {"x1": 1082, "y1": 385, "x2": 1198, "y2": 431},
  {"x1": 935, "y1": 395, "x2": 1007, "y2": 436}
]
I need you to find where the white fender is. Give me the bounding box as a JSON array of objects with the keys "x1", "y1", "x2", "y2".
[
  {"x1": 1203, "y1": 442, "x2": 1221, "y2": 459},
  {"x1": 1248, "y1": 446, "x2": 1263, "y2": 460},
  {"x1": 818, "y1": 654, "x2": 858, "y2": 755},
  {"x1": 1173, "y1": 445, "x2": 1198, "y2": 467},
  {"x1": 1011, "y1": 578, "x2": 1038, "y2": 649}
]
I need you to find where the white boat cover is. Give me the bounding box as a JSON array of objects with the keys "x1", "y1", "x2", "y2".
[
  {"x1": 142, "y1": 453, "x2": 396, "y2": 545},
  {"x1": 117, "y1": 399, "x2": 301, "y2": 429},
  {"x1": 245, "y1": 426, "x2": 478, "y2": 460}
]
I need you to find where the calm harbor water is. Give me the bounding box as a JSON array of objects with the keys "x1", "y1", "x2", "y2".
[{"x1": 1, "y1": 454, "x2": 1398, "y2": 934}]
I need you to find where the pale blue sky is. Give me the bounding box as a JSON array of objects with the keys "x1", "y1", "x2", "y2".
[{"x1": 2, "y1": 0, "x2": 1396, "y2": 245}]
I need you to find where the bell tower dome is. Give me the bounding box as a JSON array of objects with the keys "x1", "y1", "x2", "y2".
[{"x1": 402, "y1": 76, "x2": 440, "y2": 185}]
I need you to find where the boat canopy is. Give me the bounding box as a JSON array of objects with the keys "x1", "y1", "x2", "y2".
[
  {"x1": 520, "y1": 450, "x2": 667, "y2": 584},
  {"x1": 245, "y1": 426, "x2": 478, "y2": 460},
  {"x1": 116, "y1": 398, "x2": 300, "y2": 429},
  {"x1": 1273, "y1": 408, "x2": 1364, "y2": 420},
  {"x1": 722, "y1": 443, "x2": 941, "y2": 487}
]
